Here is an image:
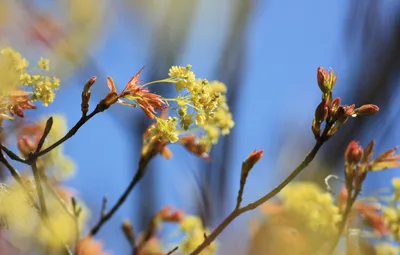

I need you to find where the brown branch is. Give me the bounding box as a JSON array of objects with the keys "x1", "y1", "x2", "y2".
[
  {"x1": 71, "y1": 197, "x2": 81, "y2": 245},
  {"x1": 34, "y1": 106, "x2": 100, "y2": 159},
  {"x1": 188, "y1": 122, "x2": 334, "y2": 255},
  {"x1": 30, "y1": 158, "x2": 48, "y2": 217},
  {"x1": 0, "y1": 151, "x2": 39, "y2": 210},
  {"x1": 328, "y1": 189, "x2": 361, "y2": 254},
  {"x1": 89, "y1": 149, "x2": 158, "y2": 236},
  {"x1": 35, "y1": 117, "x2": 53, "y2": 153},
  {"x1": 0, "y1": 144, "x2": 25, "y2": 163},
  {"x1": 165, "y1": 246, "x2": 179, "y2": 255}
]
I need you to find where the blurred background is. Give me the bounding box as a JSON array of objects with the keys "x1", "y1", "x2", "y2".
[{"x1": 1, "y1": 0, "x2": 400, "y2": 254}]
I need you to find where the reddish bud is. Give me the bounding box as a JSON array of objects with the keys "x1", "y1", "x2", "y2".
[
  {"x1": 158, "y1": 206, "x2": 184, "y2": 222},
  {"x1": 179, "y1": 136, "x2": 210, "y2": 160},
  {"x1": 335, "y1": 104, "x2": 355, "y2": 124},
  {"x1": 317, "y1": 66, "x2": 337, "y2": 93},
  {"x1": 362, "y1": 140, "x2": 374, "y2": 163},
  {"x1": 122, "y1": 220, "x2": 135, "y2": 246},
  {"x1": 330, "y1": 97, "x2": 341, "y2": 115},
  {"x1": 354, "y1": 104, "x2": 379, "y2": 116},
  {"x1": 311, "y1": 118, "x2": 321, "y2": 139},
  {"x1": 354, "y1": 165, "x2": 368, "y2": 191},
  {"x1": 315, "y1": 100, "x2": 329, "y2": 123},
  {"x1": 345, "y1": 141, "x2": 363, "y2": 165},
  {"x1": 17, "y1": 137, "x2": 37, "y2": 157},
  {"x1": 242, "y1": 149, "x2": 264, "y2": 174}
]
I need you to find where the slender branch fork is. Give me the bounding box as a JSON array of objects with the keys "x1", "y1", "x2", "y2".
[
  {"x1": 0, "y1": 106, "x2": 101, "y2": 255},
  {"x1": 187, "y1": 121, "x2": 334, "y2": 255},
  {"x1": 90, "y1": 148, "x2": 158, "y2": 236}
]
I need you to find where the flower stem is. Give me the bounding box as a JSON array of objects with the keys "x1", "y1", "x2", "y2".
[{"x1": 141, "y1": 78, "x2": 173, "y2": 87}]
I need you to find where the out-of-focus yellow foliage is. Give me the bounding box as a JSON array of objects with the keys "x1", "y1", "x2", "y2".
[
  {"x1": 279, "y1": 182, "x2": 341, "y2": 236},
  {"x1": 38, "y1": 190, "x2": 88, "y2": 249},
  {"x1": 0, "y1": 179, "x2": 88, "y2": 251},
  {"x1": 179, "y1": 215, "x2": 216, "y2": 255},
  {"x1": 375, "y1": 242, "x2": 399, "y2": 255},
  {"x1": 250, "y1": 182, "x2": 342, "y2": 255},
  {"x1": 0, "y1": 181, "x2": 37, "y2": 250}
]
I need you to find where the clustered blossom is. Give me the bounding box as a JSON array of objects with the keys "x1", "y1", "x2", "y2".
[
  {"x1": 312, "y1": 66, "x2": 379, "y2": 140},
  {"x1": 344, "y1": 140, "x2": 400, "y2": 193},
  {"x1": 167, "y1": 66, "x2": 234, "y2": 151},
  {"x1": 0, "y1": 47, "x2": 59, "y2": 120},
  {"x1": 101, "y1": 65, "x2": 234, "y2": 155}
]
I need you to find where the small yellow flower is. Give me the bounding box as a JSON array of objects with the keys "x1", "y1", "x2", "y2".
[
  {"x1": 52, "y1": 77, "x2": 60, "y2": 88},
  {"x1": 37, "y1": 57, "x2": 50, "y2": 70},
  {"x1": 176, "y1": 95, "x2": 187, "y2": 107},
  {"x1": 149, "y1": 117, "x2": 179, "y2": 143},
  {"x1": 20, "y1": 73, "x2": 32, "y2": 85},
  {"x1": 180, "y1": 113, "x2": 193, "y2": 130},
  {"x1": 169, "y1": 65, "x2": 195, "y2": 91}
]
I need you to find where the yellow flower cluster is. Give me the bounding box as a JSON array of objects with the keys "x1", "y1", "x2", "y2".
[
  {"x1": 39, "y1": 115, "x2": 76, "y2": 180},
  {"x1": 279, "y1": 182, "x2": 341, "y2": 236},
  {"x1": 179, "y1": 215, "x2": 216, "y2": 255},
  {"x1": 0, "y1": 47, "x2": 60, "y2": 107},
  {"x1": 156, "y1": 65, "x2": 234, "y2": 150},
  {"x1": 169, "y1": 65, "x2": 196, "y2": 91},
  {"x1": 149, "y1": 117, "x2": 179, "y2": 143},
  {"x1": 381, "y1": 178, "x2": 400, "y2": 242},
  {"x1": 375, "y1": 242, "x2": 399, "y2": 255}
]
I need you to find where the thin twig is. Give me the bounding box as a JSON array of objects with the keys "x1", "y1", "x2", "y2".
[
  {"x1": 187, "y1": 122, "x2": 334, "y2": 255},
  {"x1": 30, "y1": 158, "x2": 48, "y2": 217},
  {"x1": 236, "y1": 162, "x2": 249, "y2": 209},
  {"x1": 89, "y1": 150, "x2": 158, "y2": 236},
  {"x1": 41, "y1": 174, "x2": 75, "y2": 218},
  {"x1": 71, "y1": 197, "x2": 81, "y2": 245},
  {"x1": 165, "y1": 246, "x2": 179, "y2": 255},
  {"x1": 0, "y1": 151, "x2": 39, "y2": 210},
  {"x1": 328, "y1": 189, "x2": 361, "y2": 254},
  {"x1": 0, "y1": 144, "x2": 26, "y2": 163},
  {"x1": 35, "y1": 117, "x2": 54, "y2": 153},
  {"x1": 101, "y1": 196, "x2": 107, "y2": 217},
  {"x1": 35, "y1": 107, "x2": 100, "y2": 158}
]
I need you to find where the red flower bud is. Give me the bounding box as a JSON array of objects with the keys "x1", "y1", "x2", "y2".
[
  {"x1": 315, "y1": 100, "x2": 329, "y2": 123},
  {"x1": 242, "y1": 149, "x2": 264, "y2": 174},
  {"x1": 354, "y1": 104, "x2": 379, "y2": 116},
  {"x1": 330, "y1": 97, "x2": 341, "y2": 115},
  {"x1": 17, "y1": 137, "x2": 37, "y2": 157},
  {"x1": 345, "y1": 141, "x2": 363, "y2": 165},
  {"x1": 317, "y1": 66, "x2": 337, "y2": 93}
]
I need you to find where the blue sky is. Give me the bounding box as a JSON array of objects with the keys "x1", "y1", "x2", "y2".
[{"x1": 24, "y1": 0, "x2": 400, "y2": 254}]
